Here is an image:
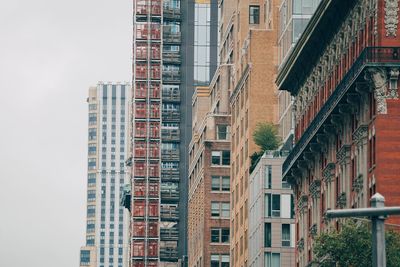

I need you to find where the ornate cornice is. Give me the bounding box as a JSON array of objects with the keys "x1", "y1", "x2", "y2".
[
  {"x1": 384, "y1": 0, "x2": 399, "y2": 37},
  {"x1": 292, "y1": 0, "x2": 375, "y2": 122}
]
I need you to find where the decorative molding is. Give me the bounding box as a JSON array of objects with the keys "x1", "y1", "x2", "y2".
[
  {"x1": 336, "y1": 144, "x2": 351, "y2": 165},
  {"x1": 352, "y1": 174, "x2": 364, "y2": 193},
  {"x1": 388, "y1": 68, "x2": 399, "y2": 98},
  {"x1": 322, "y1": 163, "x2": 335, "y2": 183},
  {"x1": 298, "y1": 194, "x2": 308, "y2": 213},
  {"x1": 310, "y1": 180, "x2": 321, "y2": 199},
  {"x1": 297, "y1": 238, "x2": 305, "y2": 251},
  {"x1": 310, "y1": 224, "x2": 318, "y2": 238},
  {"x1": 293, "y1": 0, "x2": 375, "y2": 122},
  {"x1": 384, "y1": 0, "x2": 399, "y2": 37},
  {"x1": 337, "y1": 192, "x2": 347, "y2": 208},
  {"x1": 352, "y1": 124, "x2": 368, "y2": 145},
  {"x1": 365, "y1": 67, "x2": 388, "y2": 114}
]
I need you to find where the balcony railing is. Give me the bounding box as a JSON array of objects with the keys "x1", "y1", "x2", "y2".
[
  {"x1": 161, "y1": 168, "x2": 180, "y2": 182},
  {"x1": 283, "y1": 47, "x2": 400, "y2": 177},
  {"x1": 160, "y1": 248, "x2": 178, "y2": 260},
  {"x1": 162, "y1": 71, "x2": 181, "y2": 83},
  {"x1": 161, "y1": 128, "x2": 180, "y2": 141},
  {"x1": 161, "y1": 149, "x2": 180, "y2": 161},
  {"x1": 162, "y1": 110, "x2": 180, "y2": 122},
  {"x1": 163, "y1": 7, "x2": 181, "y2": 20},
  {"x1": 162, "y1": 90, "x2": 180, "y2": 102},
  {"x1": 161, "y1": 188, "x2": 179, "y2": 202},
  {"x1": 160, "y1": 205, "x2": 179, "y2": 221},
  {"x1": 160, "y1": 227, "x2": 179, "y2": 241},
  {"x1": 162, "y1": 51, "x2": 181, "y2": 64},
  {"x1": 163, "y1": 31, "x2": 181, "y2": 43}
]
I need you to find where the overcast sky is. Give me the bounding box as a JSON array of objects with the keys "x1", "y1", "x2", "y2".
[{"x1": 0, "y1": 1, "x2": 131, "y2": 266}]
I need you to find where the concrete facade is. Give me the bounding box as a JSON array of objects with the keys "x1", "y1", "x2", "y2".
[
  {"x1": 248, "y1": 153, "x2": 295, "y2": 267},
  {"x1": 80, "y1": 83, "x2": 131, "y2": 267}
]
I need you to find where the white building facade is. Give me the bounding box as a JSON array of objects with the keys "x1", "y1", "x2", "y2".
[
  {"x1": 80, "y1": 82, "x2": 131, "y2": 267},
  {"x1": 248, "y1": 153, "x2": 295, "y2": 267}
]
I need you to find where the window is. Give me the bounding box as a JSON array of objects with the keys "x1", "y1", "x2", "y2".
[
  {"x1": 265, "y1": 194, "x2": 281, "y2": 218},
  {"x1": 88, "y1": 128, "x2": 97, "y2": 141},
  {"x1": 80, "y1": 250, "x2": 91, "y2": 265},
  {"x1": 212, "y1": 176, "x2": 230, "y2": 191},
  {"x1": 264, "y1": 165, "x2": 272, "y2": 189},
  {"x1": 211, "y1": 228, "x2": 230, "y2": 243},
  {"x1": 265, "y1": 252, "x2": 280, "y2": 267},
  {"x1": 264, "y1": 223, "x2": 271, "y2": 247},
  {"x1": 88, "y1": 158, "x2": 96, "y2": 170},
  {"x1": 249, "y1": 5, "x2": 260, "y2": 24},
  {"x1": 217, "y1": 125, "x2": 230, "y2": 140},
  {"x1": 282, "y1": 224, "x2": 291, "y2": 247},
  {"x1": 211, "y1": 202, "x2": 230, "y2": 218},
  {"x1": 211, "y1": 254, "x2": 230, "y2": 267},
  {"x1": 211, "y1": 151, "x2": 230, "y2": 165}
]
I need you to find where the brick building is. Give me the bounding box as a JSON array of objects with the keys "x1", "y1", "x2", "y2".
[
  {"x1": 276, "y1": 0, "x2": 400, "y2": 266},
  {"x1": 219, "y1": 0, "x2": 281, "y2": 266},
  {"x1": 188, "y1": 69, "x2": 231, "y2": 267}
]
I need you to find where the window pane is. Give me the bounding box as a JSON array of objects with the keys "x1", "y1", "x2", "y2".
[
  {"x1": 211, "y1": 228, "x2": 220, "y2": 242},
  {"x1": 282, "y1": 224, "x2": 290, "y2": 247},
  {"x1": 272, "y1": 253, "x2": 280, "y2": 267},
  {"x1": 212, "y1": 176, "x2": 220, "y2": 190},
  {"x1": 221, "y1": 203, "x2": 230, "y2": 218},
  {"x1": 221, "y1": 229, "x2": 230, "y2": 243},
  {"x1": 222, "y1": 176, "x2": 230, "y2": 191},
  {"x1": 264, "y1": 223, "x2": 271, "y2": 247},
  {"x1": 222, "y1": 151, "x2": 230, "y2": 165},
  {"x1": 212, "y1": 151, "x2": 221, "y2": 165},
  {"x1": 272, "y1": 195, "x2": 281, "y2": 217},
  {"x1": 211, "y1": 202, "x2": 220, "y2": 217}
]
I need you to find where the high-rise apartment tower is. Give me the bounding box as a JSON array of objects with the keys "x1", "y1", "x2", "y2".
[
  {"x1": 124, "y1": 0, "x2": 218, "y2": 266},
  {"x1": 80, "y1": 82, "x2": 131, "y2": 267}
]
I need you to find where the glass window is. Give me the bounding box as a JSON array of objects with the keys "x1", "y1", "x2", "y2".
[
  {"x1": 211, "y1": 176, "x2": 230, "y2": 191},
  {"x1": 264, "y1": 223, "x2": 271, "y2": 247},
  {"x1": 249, "y1": 5, "x2": 260, "y2": 24},
  {"x1": 217, "y1": 125, "x2": 230, "y2": 140},
  {"x1": 264, "y1": 165, "x2": 272, "y2": 189},
  {"x1": 222, "y1": 151, "x2": 230, "y2": 165},
  {"x1": 211, "y1": 151, "x2": 221, "y2": 165},
  {"x1": 211, "y1": 202, "x2": 220, "y2": 217},
  {"x1": 221, "y1": 203, "x2": 230, "y2": 218},
  {"x1": 282, "y1": 224, "x2": 291, "y2": 247},
  {"x1": 265, "y1": 252, "x2": 280, "y2": 267},
  {"x1": 272, "y1": 195, "x2": 281, "y2": 217},
  {"x1": 211, "y1": 176, "x2": 220, "y2": 191}
]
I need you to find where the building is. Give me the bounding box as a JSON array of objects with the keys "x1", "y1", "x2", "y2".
[
  {"x1": 79, "y1": 82, "x2": 131, "y2": 267},
  {"x1": 220, "y1": 0, "x2": 280, "y2": 266},
  {"x1": 187, "y1": 68, "x2": 231, "y2": 267},
  {"x1": 277, "y1": 0, "x2": 321, "y2": 151},
  {"x1": 125, "y1": 0, "x2": 218, "y2": 266},
  {"x1": 276, "y1": 0, "x2": 400, "y2": 265},
  {"x1": 248, "y1": 152, "x2": 295, "y2": 267}
]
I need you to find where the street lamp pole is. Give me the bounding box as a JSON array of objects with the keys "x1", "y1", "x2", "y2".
[{"x1": 326, "y1": 193, "x2": 400, "y2": 267}]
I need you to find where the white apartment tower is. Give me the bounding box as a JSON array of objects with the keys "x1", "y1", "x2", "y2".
[{"x1": 80, "y1": 82, "x2": 131, "y2": 267}]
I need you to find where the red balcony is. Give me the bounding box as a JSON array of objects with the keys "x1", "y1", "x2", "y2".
[
  {"x1": 149, "y1": 122, "x2": 160, "y2": 138},
  {"x1": 135, "y1": 122, "x2": 147, "y2": 138},
  {"x1": 134, "y1": 142, "x2": 146, "y2": 158},
  {"x1": 132, "y1": 221, "x2": 146, "y2": 237}
]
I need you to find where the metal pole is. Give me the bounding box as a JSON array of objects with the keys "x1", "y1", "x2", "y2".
[{"x1": 371, "y1": 193, "x2": 386, "y2": 267}]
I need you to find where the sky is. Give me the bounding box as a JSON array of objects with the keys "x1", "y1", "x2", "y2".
[{"x1": 0, "y1": 1, "x2": 131, "y2": 266}]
